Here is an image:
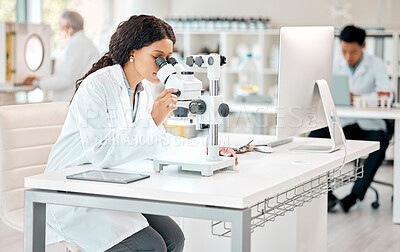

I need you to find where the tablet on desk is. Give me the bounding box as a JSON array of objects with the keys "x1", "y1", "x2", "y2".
[{"x1": 66, "y1": 170, "x2": 150, "y2": 184}]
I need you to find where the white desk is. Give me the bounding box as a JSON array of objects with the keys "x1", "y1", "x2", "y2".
[
  {"x1": 336, "y1": 106, "x2": 400, "y2": 224},
  {"x1": 0, "y1": 85, "x2": 35, "y2": 92},
  {"x1": 24, "y1": 133, "x2": 378, "y2": 252},
  {"x1": 228, "y1": 102, "x2": 400, "y2": 224},
  {"x1": 0, "y1": 85, "x2": 36, "y2": 105}
]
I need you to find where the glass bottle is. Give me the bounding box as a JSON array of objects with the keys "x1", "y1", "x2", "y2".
[{"x1": 237, "y1": 53, "x2": 259, "y2": 95}]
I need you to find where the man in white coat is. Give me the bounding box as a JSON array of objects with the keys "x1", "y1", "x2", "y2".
[
  {"x1": 24, "y1": 11, "x2": 99, "y2": 102},
  {"x1": 310, "y1": 25, "x2": 392, "y2": 212}
]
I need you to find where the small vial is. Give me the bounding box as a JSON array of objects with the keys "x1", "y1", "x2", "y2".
[
  {"x1": 230, "y1": 17, "x2": 239, "y2": 30},
  {"x1": 256, "y1": 17, "x2": 265, "y2": 30},
  {"x1": 239, "y1": 18, "x2": 247, "y2": 30}
]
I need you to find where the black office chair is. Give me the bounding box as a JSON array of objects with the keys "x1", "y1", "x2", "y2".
[{"x1": 369, "y1": 119, "x2": 394, "y2": 209}]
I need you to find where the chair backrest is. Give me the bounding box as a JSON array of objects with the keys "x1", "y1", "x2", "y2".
[{"x1": 0, "y1": 102, "x2": 68, "y2": 232}]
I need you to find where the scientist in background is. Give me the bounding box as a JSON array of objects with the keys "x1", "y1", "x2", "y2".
[
  {"x1": 23, "y1": 11, "x2": 99, "y2": 102},
  {"x1": 310, "y1": 25, "x2": 392, "y2": 213}
]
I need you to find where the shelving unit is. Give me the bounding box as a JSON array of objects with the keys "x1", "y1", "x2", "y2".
[
  {"x1": 173, "y1": 29, "x2": 280, "y2": 103},
  {"x1": 363, "y1": 30, "x2": 400, "y2": 160}
]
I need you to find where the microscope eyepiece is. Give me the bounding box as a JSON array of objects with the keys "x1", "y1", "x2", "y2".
[
  {"x1": 167, "y1": 57, "x2": 178, "y2": 66},
  {"x1": 155, "y1": 56, "x2": 168, "y2": 68}
]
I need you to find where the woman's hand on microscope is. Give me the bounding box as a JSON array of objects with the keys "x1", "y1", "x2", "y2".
[
  {"x1": 206, "y1": 147, "x2": 238, "y2": 165},
  {"x1": 152, "y1": 88, "x2": 178, "y2": 126},
  {"x1": 210, "y1": 147, "x2": 238, "y2": 166}
]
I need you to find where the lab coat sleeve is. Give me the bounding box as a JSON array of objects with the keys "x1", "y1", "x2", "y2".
[
  {"x1": 72, "y1": 83, "x2": 186, "y2": 168},
  {"x1": 369, "y1": 58, "x2": 393, "y2": 99},
  {"x1": 38, "y1": 42, "x2": 85, "y2": 92}
]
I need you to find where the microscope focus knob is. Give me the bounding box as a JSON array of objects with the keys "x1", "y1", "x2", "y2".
[
  {"x1": 189, "y1": 99, "x2": 207, "y2": 115},
  {"x1": 186, "y1": 56, "x2": 195, "y2": 67},
  {"x1": 174, "y1": 89, "x2": 181, "y2": 97},
  {"x1": 195, "y1": 56, "x2": 204, "y2": 67},
  {"x1": 218, "y1": 103, "x2": 229, "y2": 117},
  {"x1": 220, "y1": 55, "x2": 227, "y2": 66}
]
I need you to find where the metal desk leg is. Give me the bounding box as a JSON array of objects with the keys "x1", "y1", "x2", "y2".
[
  {"x1": 393, "y1": 119, "x2": 400, "y2": 224},
  {"x1": 24, "y1": 190, "x2": 46, "y2": 252},
  {"x1": 231, "y1": 208, "x2": 251, "y2": 252}
]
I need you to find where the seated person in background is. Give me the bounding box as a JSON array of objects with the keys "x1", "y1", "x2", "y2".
[
  {"x1": 309, "y1": 25, "x2": 392, "y2": 213},
  {"x1": 45, "y1": 15, "x2": 238, "y2": 251},
  {"x1": 24, "y1": 11, "x2": 99, "y2": 102}
]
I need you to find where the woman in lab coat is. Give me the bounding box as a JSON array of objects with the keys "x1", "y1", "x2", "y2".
[{"x1": 45, "y1": 15, "x2": 237, "y2": 252}]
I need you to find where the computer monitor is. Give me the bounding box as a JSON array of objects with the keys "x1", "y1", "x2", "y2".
[{"x1": 276, "y1": 26, "x2": 345, "y2": 152}]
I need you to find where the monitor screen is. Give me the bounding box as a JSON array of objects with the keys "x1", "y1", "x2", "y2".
[{"x1": 276, "y1": 26, "x2": 334, "y2": 139}]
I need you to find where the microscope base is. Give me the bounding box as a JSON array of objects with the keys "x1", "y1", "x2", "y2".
[{"x1": 153, "y1": 155, "x2": 236, "y2": 176}]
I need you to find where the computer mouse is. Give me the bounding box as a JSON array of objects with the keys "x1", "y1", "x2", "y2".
[{"x1": 254, "y1": 146, "x2": 274, "y2": 153}]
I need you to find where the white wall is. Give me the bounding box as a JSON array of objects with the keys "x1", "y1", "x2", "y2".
[
  {"x1": 168, "y1": 0, "x2": 400, "y2": 29},
  {"x1": 112, "y1": 0, "x2": 171, "y2": 27},
  {"x1": 109, "y1": 0, "x2": 400, "y2": 30},
  {"x1": 90, "y1": 0, "x2": 171, "y2": 54}
]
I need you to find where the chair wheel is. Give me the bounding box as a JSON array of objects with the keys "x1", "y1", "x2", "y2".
[{"x1": 371, "y1": 201, "x2": 380, "y2": 209}]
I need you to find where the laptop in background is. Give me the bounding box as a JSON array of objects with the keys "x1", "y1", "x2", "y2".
[{"x1": 331, "y1": 75, "x2": 351, "y2": 106}]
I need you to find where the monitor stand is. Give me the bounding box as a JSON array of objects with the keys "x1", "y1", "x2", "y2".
[{"x1": 290, "y1": 79, "x2": 346, "y2": 153}]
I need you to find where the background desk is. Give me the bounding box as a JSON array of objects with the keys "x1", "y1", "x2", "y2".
[
  {"x1": 228, "y1": 102, "x2": 400, "y2": 224},
  {"x1": 336, "y1": 106, "x2": 400, "y2": 224},
  {"x1": 24, "y1": 134, "x2": 378, "y2": 252},
  {"x1": 0, "y1": 85, "x2": 36, "y2": 105}
]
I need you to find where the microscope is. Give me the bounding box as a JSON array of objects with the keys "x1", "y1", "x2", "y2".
[{"x1": 153, "y1": 53, "x2": 236, "y2": 176}]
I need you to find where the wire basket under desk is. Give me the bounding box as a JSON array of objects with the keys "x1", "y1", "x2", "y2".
[{"x1": 211, "y1": 162, "x2": 364, "y2": 237}]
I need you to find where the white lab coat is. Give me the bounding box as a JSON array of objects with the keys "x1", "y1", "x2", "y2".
[
  {"x1": 333, "y1": 53, "x2": 392, "y2": 131},
  {"x1": 45, "y1": 64, "x2": 189, "y2": 251},
  {"x1": 36, "y1": 30, "x2": 100, "y2": 102}
]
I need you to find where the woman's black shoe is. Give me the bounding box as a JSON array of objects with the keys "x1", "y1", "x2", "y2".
[{"x1": 328, "y1": 191, "x2": 338, "y2": 212}]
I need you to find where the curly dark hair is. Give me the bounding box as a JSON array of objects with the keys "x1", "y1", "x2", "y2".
[{"x1": 72, "y1": 15, "x2": 176, "y2": 101}]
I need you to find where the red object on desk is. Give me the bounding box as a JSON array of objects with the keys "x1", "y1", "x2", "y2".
[{"x1": 377, "y1": 91, "x2": 391, "y2": 96}]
